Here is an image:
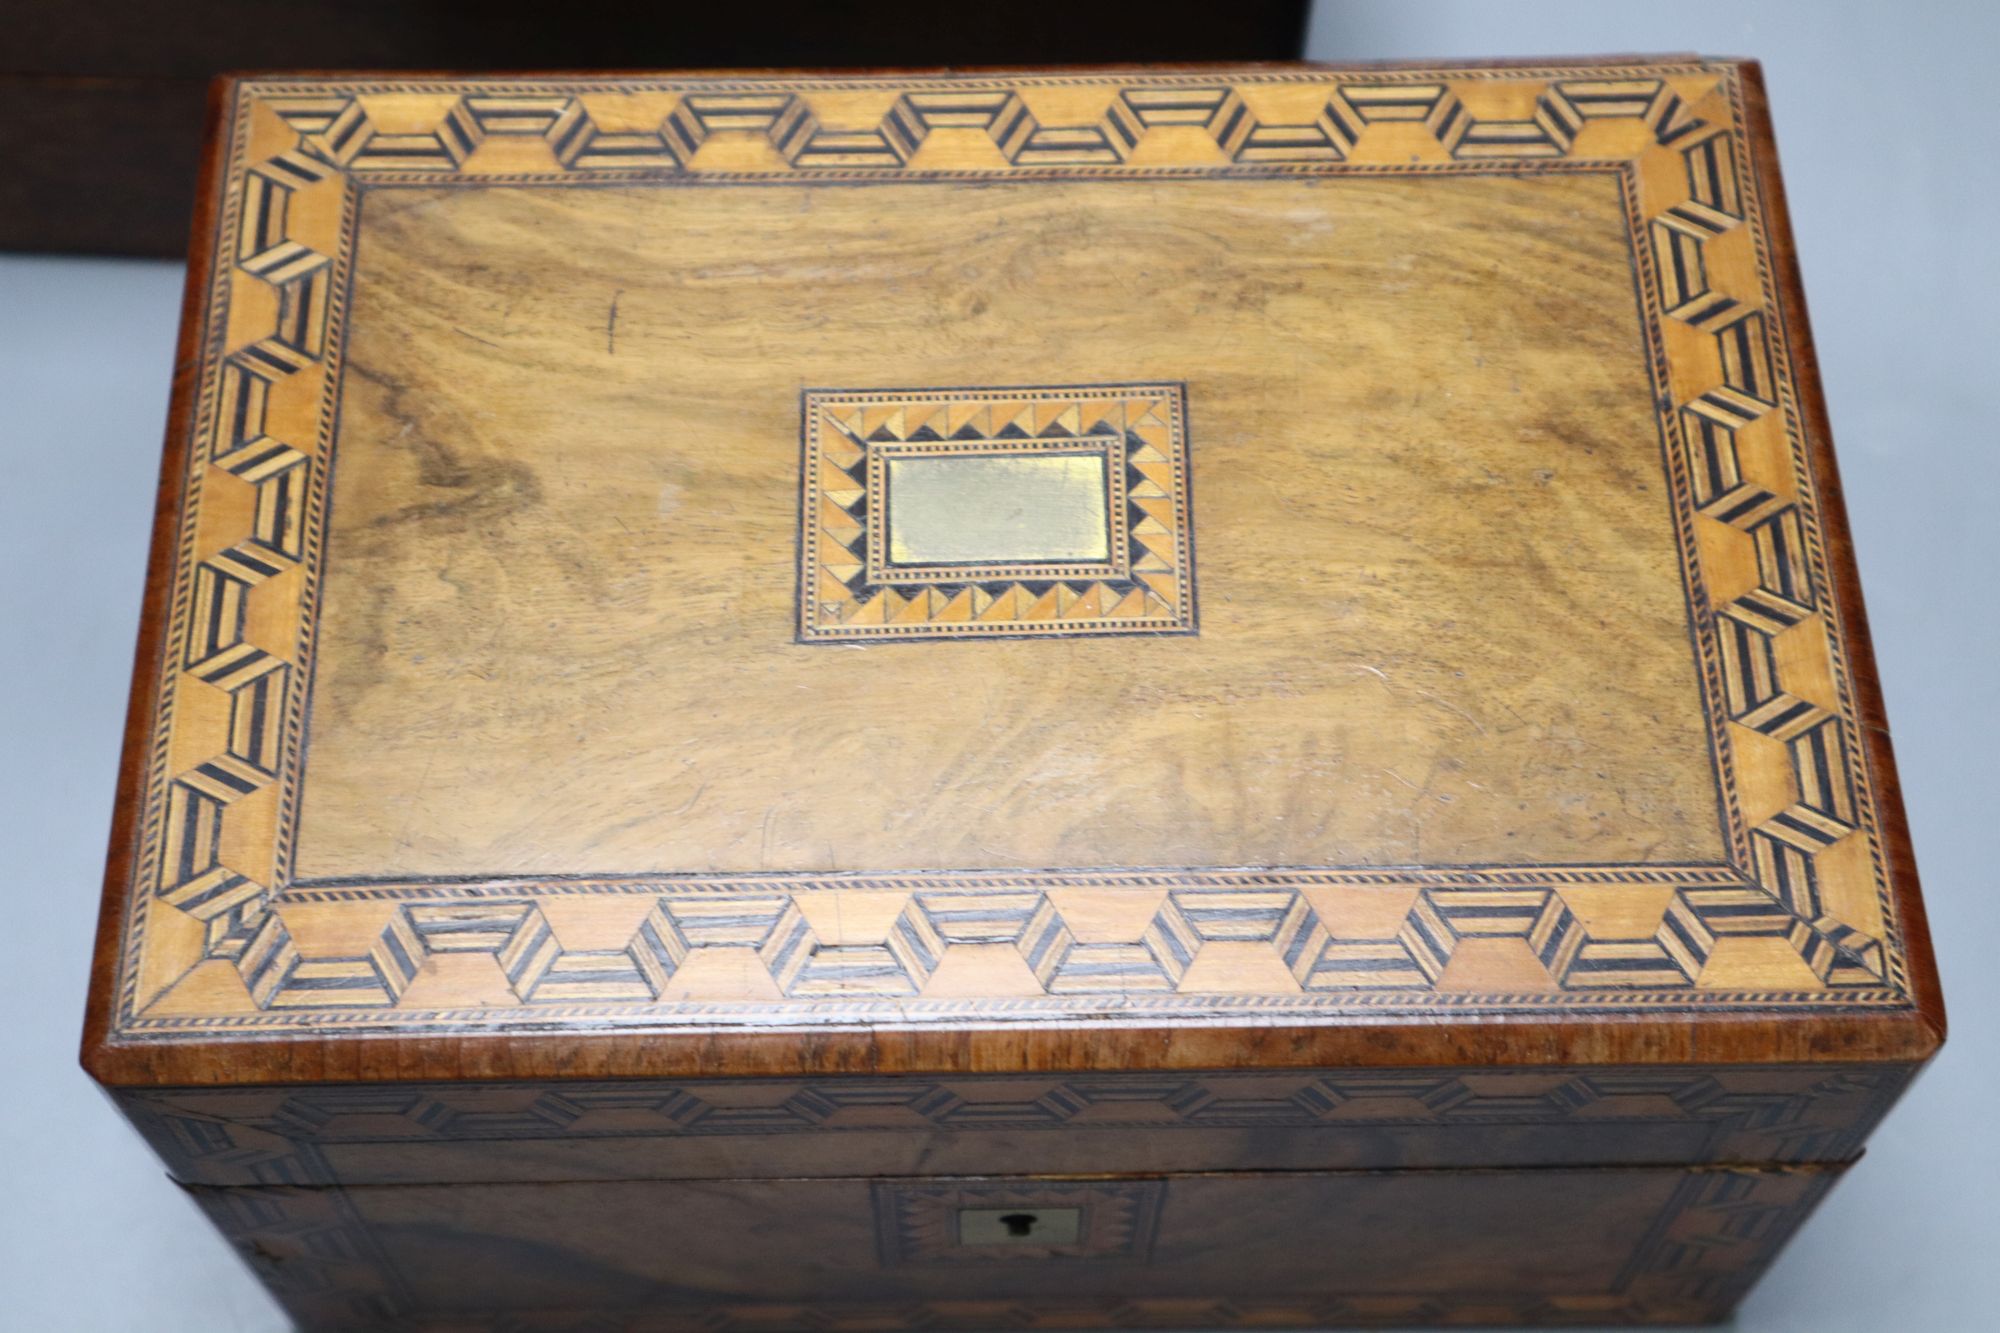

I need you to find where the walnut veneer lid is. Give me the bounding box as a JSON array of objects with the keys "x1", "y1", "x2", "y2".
[{"x1": 84, "y1": 59, "x2": 1942, "y2": 1086}]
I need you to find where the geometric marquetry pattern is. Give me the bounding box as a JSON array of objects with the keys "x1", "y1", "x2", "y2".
[
  {"x1": 153, "y1": 154, "x2": 331, "y2": 980},
  {"x1": 136, "y1": 1066, "x2": 1907, "y2": 1187},
  {"x1": 1614, "y1": 1168, "x2": 1840, "y2": 1314},
  {"x1": 168, "y1": 871, "x2": 1877, "y2": 1017},
  {"x1": 1642, "y1": 120, "x2": 1883, "y2": 989},
  {"x1": 121, "y1": 64, "x2": 1905, "y2": 1035},
  {"x1": 798, "y1": 385, "x2": 1195, "y2": 641},
  {"x1": 255, "y1": 78, "x2": 1714, "y2": 175}
]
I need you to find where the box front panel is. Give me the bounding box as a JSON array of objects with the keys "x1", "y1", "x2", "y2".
[{"x1": 193, "y1": 1165, "x2": 1843, "y2": 1330}]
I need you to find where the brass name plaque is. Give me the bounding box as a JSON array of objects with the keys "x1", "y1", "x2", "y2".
[{"x1": 885, "y1": 452, "x2": 1113, "y2": 566}]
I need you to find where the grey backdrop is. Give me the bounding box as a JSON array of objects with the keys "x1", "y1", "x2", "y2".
[{"x1": 1, "y1": 2, "x2": 1992, "y2": 1328}]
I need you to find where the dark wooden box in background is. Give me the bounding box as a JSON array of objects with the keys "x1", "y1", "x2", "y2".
[{"x1": 0, "y1": 0, "x2": 1307, "y2": 255}]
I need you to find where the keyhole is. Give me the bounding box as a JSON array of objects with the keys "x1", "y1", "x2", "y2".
[
  {"x1": 957, "y1": 1205, "x2": 1081, "y2": 1245},
  {"x1": 999, "y1": 1212, "x2": 1039, "y2": 1237}
]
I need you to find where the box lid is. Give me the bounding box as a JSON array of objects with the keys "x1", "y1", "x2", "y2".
[{"x1": 84, "y1": 58, "x2": 1941, "y2": 1090}]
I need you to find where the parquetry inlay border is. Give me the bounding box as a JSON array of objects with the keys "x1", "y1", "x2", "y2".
[
  {"x1": 132, "y1": 1065, "x2": 1909, "y2": 1188},
  {"x1": 114, "y1": 65, "x2": 1911, "y2": 1035}
]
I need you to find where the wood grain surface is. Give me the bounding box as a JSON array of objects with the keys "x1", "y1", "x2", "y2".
[
  {"x1": 189, "y1": 1164, "x2": 1845, "y2": 1329},
  {"x1": 302, "y1": 169, "x2": 1713, "y2": 877},
  {"x1": 82, "y1": 59, "x2": 1942, "y2": 1088}
]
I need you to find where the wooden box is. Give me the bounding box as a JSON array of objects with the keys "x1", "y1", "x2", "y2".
[{"x1": 84, "y1": 58, "x2": 1943, "y2": 1331}]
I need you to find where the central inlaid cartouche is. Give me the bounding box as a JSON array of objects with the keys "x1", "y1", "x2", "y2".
[{"x1": 797, "y1": 383, "x2": 1196, "y2": 642}]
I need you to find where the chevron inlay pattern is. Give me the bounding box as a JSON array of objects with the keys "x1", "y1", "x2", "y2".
[
  {"x1": 250, "y1": 76, "x2": 1713, "y2": 177},
  {"x1": 130, "y1": 1064, "x2": 1908, "y2": 1188},
  {"x1": 111, "y1": 64, "x2": 1911, "y2": 1036}
]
